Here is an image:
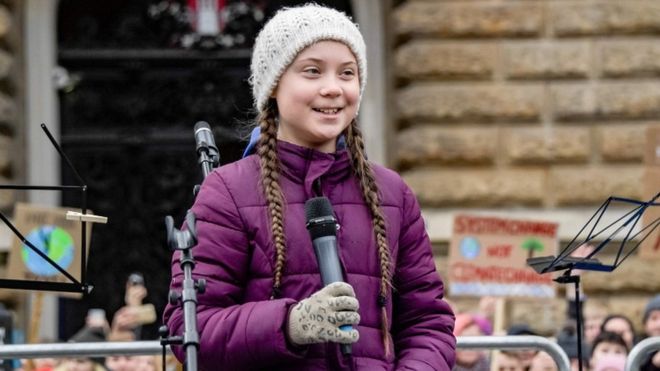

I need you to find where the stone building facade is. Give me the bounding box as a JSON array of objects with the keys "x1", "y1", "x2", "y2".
[
  {"x1": 0, "y1": 0, "x2": 19, "y2": 212},
  {"x1": 392, "y1": 0, "x2": 660, "y2": 333}
]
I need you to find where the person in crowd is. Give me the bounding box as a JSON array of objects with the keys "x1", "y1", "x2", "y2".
[
  {"x1": 163, "y1": 4, "x2": 456, "y2": 370},
  {"x1": 562, "y1": 243, "x2": 608, "y2": 349},
  {"x1": 528, "y1": 351, "x2": 558, "y2": 371},
  {"x1": 109, "y1": 273, "x2": 155, "y2": 341},
  {"x1": 491, "y1": 351, "x2": 524, "y2": 371},
  {"x1": 20, "y1": 338, "x2": 60, "y2": 371},
  {"x1": 556, "y1": 325, "x2": 589, "y2": 371},
  {"x1": 132, "y1": 355, "x2": 158, "y2": 371},
  {"x1": 641, "y1": 294, "x2": 660, "y2": 371},
  {"x1": 589, "y1": 331, "x2": 628, "y2": 371},
  {"x1": 591, "y1": 353, "x2": 627, "y2": 371},
  {"x1": 600, "y1": 314, "x2": 636, "y2": 350},
  {"x1": 31, "y1": 357, "x2": 59, "y2": 371},
  {"x1": 55, "y1": 327, "x2": 107, "y2": 371},
  {"x1": 582, "y1": 300, "x2": 608, "y2": 348},
  {"x1": 105, "y1": 354, "x2": 158, "y2": 371},
  {"x1": 20, "y1": 356, "x2": 59, "y2": 371},
  {"x1": 452, "y1": 313, "x2": 492, "y2": 371},
  {"x1": 504, "y1": 324, "x2": 539, "y2": 369},
  {"x1": 104, "y1": 355, "x2": 137, "y2": 371}
]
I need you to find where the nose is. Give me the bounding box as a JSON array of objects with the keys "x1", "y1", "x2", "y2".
[{"x1": 319, "y1": 76, "x2": 342, "y2": 97}]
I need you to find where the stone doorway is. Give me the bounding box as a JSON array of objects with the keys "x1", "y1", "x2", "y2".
[{"x1": 55, "y1": 0, "x2": 354, "y2": 340}]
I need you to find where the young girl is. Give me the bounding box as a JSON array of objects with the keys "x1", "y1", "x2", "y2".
[
  {"x1": 600, "y1": 314, "x2": 637, "y2": 350},
  {"x1": 164, "y1": 4, "x2": 456, "y2": 370},
  {"x1": 589, "y1": 331, "x2": 629, "y2": 371}
]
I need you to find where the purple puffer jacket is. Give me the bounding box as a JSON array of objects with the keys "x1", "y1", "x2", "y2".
[{"x1": 163, "y1": 140, "x2": 456, "y2": 370}]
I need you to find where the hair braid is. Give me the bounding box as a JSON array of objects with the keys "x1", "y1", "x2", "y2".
[
  {"x1": 345, "y1": 119, "x2": 393, "y2": 357},
  {"x1": 256, "y1": 104, "x2": 287, "y2": 299}
]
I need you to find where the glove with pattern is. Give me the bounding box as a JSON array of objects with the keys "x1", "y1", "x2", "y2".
[{"x1": 287, "y1": 282, "x2": 360, "y2": 346}]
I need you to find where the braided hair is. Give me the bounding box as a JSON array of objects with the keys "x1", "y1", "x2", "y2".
[
  {"x1": 345, "y1": 119, "x2": 393, "y2": 357},
  {"x1": 256, "y1": 102, "x2": 288, "y2": 300},
  {"x1": 256, "y1": 104, "x2": 393, "y2": 356}
]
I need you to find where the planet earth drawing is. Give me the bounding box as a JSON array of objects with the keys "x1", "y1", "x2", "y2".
[
  {"x1": 21, "y1": 225, "x2": 74, "y2": 276},
  {"x1": 459, "y1": 236, "x2": 480, "y2": 260}
]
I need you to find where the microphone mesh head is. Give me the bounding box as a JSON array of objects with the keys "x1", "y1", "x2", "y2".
[
  {"x1": 304, "y1": 197, "x2": 336, "y2": 239},
  {"x1": 305, "y1": 197, "x2": 333, "y2": 221}
]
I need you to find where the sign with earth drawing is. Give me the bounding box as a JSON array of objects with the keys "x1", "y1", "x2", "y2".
[
  {"x1": 7, "y1": 203, "x2": 91, "y2": 296},
  {"x1": 448, "y1": 214, "x2": 559, "y2": 298}
]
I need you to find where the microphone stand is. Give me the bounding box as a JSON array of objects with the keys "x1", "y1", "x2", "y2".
[
  {"x1": 527, "y1": 193, "x2": 660, "y2": 371},
  {"x1": 555, "y1": 270, "x2": 585, "y2": 371},
  {"x1": 159, "y1": 129, "x2": 220, "y2": 371},
  {"x1": 197, "y1": 139, "x2": 218, "y2": 179}
]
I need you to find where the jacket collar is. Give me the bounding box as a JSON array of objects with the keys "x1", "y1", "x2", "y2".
[{"x1": 276, "y1": 140, "x2": 352, "y2": 197}]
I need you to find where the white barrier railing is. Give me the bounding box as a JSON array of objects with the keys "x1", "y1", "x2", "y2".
[
  {"x1": 0, "y1": 335, "x2": 585, "y2": 371},
  {"x1": 0, "y1": 334, "x2": 654, "y2": 371},
  {"x1": 457, "y1": 335, "x2": 571, "y2": 371},
  {"x1": 0, "y1": 341, "x2": 170, "y2": 359},
  {"x1": 625, "y1": 336, "x2": 660, "y2": 371}
]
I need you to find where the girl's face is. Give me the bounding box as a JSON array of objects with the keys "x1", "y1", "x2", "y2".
[
  {"x1": 274, "y1": 40, "x2": 360, "y2": 153},
  {"x1": 645, "y1": 310, "x2": 660, "y2": 337},
  {"x1": 590, "y1": 342, "x2": 627, "y2": 368},
  {"x1": 602, "y1": 317, "x2": 634, "y2": 348}
]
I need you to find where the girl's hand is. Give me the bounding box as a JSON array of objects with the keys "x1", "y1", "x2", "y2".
[{"x1": 287, "y1": 282, "x2": 360, "y2": 346}]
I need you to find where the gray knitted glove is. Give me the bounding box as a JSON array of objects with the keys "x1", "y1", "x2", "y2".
[{"x1": 287, "y1": 282, "x2": 360, "y2": 346}]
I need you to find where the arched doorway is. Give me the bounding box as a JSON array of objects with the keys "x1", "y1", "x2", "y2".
[{"x1": 54, "y1": 0, "x2": 355, "y2": 340}]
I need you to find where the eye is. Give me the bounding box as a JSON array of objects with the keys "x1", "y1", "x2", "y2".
[
  {"x1": 303, "y1": 67, "x2": 321, "y2": 75},
  {"x1": 341, "y1": 69, "x2": 356, "y2": 77}
]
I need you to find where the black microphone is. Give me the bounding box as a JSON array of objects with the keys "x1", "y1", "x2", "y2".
[
  {"x1": 193, "y1": 121, "x2": 220, "y2": 166},
  {"x1": 304, "y1": 196, "x2": 352, "y2": 356}
]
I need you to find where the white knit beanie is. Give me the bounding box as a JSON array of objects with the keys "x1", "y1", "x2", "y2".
[{"x1": 250, "y1": 4, "x2": 367, "y2": 113}]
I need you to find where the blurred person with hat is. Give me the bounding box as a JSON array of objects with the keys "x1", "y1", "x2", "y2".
[
  {"x1": 504, "y1": 324, "x2": 539, "y2": 369},
  {"x1": 54, "y1": 326, "x2": 107, "y2": 371},
  {"x1": 453, "y1": 313, "x2": 492, "y2": 371},
  {"x1": 641, "y1": 294, "x2": 660, "y2": 371}
]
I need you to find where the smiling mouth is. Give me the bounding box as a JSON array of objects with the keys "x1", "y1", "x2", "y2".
[{"x1": 313, "y1": 108, "x2": 342, "y2": 114}]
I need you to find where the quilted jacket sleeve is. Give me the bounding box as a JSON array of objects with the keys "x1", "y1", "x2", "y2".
[
  {"x1": 162, "y1": 170, "x2": 303, "y2": 370},
  {"x1": 392, "y1": 184, "x2": 456, "y2": 371}
]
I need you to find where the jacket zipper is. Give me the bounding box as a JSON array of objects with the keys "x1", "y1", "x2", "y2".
[{"x1": 313, "y1": 178, "x2": 322, "y2": 197}]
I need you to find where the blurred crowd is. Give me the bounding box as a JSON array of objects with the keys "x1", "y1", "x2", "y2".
[
  {"x1": 4, "y1": 261, "x2": 659, "y2": 371},
  {"x1": 450, "y1": 243, "x2": 660, "y2": 371},
  {"x1": 15, "y1": 273, "x2": 179, "y2": 371},
  {"x1": 451, "y1": 288, "x2": 660, "y2": 371}
]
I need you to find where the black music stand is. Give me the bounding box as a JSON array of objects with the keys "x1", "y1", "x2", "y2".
[
  {"x1": 0, "y1": 124, "x2": 99, "y2": 294},
  {"x1": 527, "y1": 192, "x2": 659, "y2": 371}
]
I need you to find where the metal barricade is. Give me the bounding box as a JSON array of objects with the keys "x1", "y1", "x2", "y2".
[
  {"x1": 0, "y1": 341, "x2": 170, "y2": 359},
  {"x1": 0, "y1": 336, "x2": 571, "y2": 370},
  {"x1": 626, "y1": 336, "x2": 660, "y2": 371},
  {"x1": 458, "y1": 335, "x2": 571, "y2": 371}
]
